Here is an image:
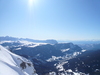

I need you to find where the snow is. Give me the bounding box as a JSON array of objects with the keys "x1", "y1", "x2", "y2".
[
  {"x1": 28, "y1": 43, "x2": 41, "y2": 48},
  {"x1": 56, "y1": 64, "x2": 64, "y2": 71},
  {"x1": 95, "y1": 69, "x2": 100, "y2": 72},
  {"x1": 49, "y1": 69, "x2": 89, "y2": 75},
  {"x1": 0, "y1": 40, "x2": 48, "y2": 48},
  {"x1": 0, "y1": 45, "x2": 38, "y2": 75},
  {"x1": 49, "y1": 72, "x2": 56, "y2": 75},
  {"x1": 0, "y1": 41, "x2": 14, "y2": 44},
  {"x1": 47, "y1": 51, "x2": 81, "y2": 62},
  {"x1": 82, "y1": 50, "x2": 86, "y2": 52},
  {"x1": 66, "y1": 69, "x2": 73, "y2": 72},
  {"x1": 18, "y1": 41, "x2": 34, "y2": 45},
  {"x1": 15, "y1": 48, "x2": 21, "y2": 50},
  {"x1": 73, "y1": 52, "x2": 80, "y2": 56},
  {"x1": 19, "y1": 41, "x2": 47, "y2": 46},
  {"x1": 46, "y1": 56, "x2": 62, "y2": 62},
  {"x1": 61, "y1": 48, "x2": 70, "y2": 52},
  {"x1": 28, "y1": 43, "x2": 48, "y2": 48},
  {"x1": 56, "y1": 61, "x2": 68, "y2": 72}
]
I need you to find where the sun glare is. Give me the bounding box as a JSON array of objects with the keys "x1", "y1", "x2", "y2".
[
  {"x1": 28, "y1": 0, "x2": 37, "y2": 10},
  {"x1": 29, "y1": 0, "x2": 33, "y2": 7}
]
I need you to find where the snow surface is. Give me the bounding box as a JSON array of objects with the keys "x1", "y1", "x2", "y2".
[
  {"x1": 81, "y1": 50, "x2": 86, "y2": 52},
  {"x1": 0, "y1": 45, "x2": 38, "y2": 75},
  {"x1": 61, "y1": 48, "x2": 70, "y2": 52},
  {"x1": 28, "y1": 43, "x2": 47, "y2": 48},
  {"x1": 0, "y1": 41, "x2": 14, "y2": 44}
]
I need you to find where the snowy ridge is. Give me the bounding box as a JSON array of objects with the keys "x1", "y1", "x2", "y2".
[
  {"x1": 0, "y1": 45, "x2": 38, "y2": 75},
  {"x1": 0, "y1": 40, "x2": 48, "y2": 48}
]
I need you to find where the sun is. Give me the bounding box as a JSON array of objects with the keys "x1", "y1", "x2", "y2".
[
  {"x1": 29, "y1": 0, "x2": 33, "y2": 7},
  {"x1": 28, "y1": 0, "x2": 38, "y2": 13},
  {"x1": 29, "y1": 0, "x2": 37, "y2": 7}
]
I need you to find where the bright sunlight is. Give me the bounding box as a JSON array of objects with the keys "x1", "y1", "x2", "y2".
[
  {"x1": 29, "y1": 0, "x2": 33, "y2": 7},
  {"x1": 28, "y1": 0, "x2": 37, "y2": 12}
]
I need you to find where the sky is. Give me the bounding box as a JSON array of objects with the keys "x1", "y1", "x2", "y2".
[{"x1": 0, "y1": 0, "x2": 100, "y2": 40}]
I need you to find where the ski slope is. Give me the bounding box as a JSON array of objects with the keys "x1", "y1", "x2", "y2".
[{"x1": 0, "y1": 45, "x2": 37, "y2": 75}]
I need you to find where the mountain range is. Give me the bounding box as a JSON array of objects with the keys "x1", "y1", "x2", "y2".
[
  {"x1": 0, "y1": 36, "x2": 100, "y2": 75},
  {"x1": 0, "y1": 36, "x2": 58, "y2": 44}
]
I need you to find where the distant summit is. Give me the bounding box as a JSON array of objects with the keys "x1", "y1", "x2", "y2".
[
  {"x1": 0, "y1": 36, "x2": 58, "y2": 44},
  {"x1": 0, "y1": 36, "x2": 19, "y2": 41}
]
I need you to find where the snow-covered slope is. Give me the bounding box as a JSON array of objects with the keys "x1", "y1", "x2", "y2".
[{"x1": 0, "y1": 45, "x2": 37, "y2": 75}]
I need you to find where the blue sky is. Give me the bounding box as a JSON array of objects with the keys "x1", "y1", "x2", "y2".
[{"x1": 0, "y1": 0, "x2": 100, "y2": 40}]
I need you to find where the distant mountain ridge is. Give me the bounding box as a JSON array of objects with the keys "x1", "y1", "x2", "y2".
[
  {"x1": 78, "y1": 43, "x2": 100, "y2": 50},
  {"x1": 0, "y1": 36, "x2": 58, "y2": 44}
]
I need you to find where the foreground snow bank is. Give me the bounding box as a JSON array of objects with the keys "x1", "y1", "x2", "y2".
[{"x1": 0, "y1": 45, "x2": 38, "y2": 75}]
